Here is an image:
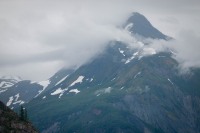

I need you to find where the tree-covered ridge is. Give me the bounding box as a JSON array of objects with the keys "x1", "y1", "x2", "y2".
[{"x1": 0, "y1": 101, "x2": 38, "y2": 133}]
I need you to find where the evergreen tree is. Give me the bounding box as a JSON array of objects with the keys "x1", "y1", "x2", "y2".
[
  {"x1": 20, "y1": 105, "x2": 24, "y2": 121},
  {"x1": 24, "y1": 108, "x2": 28, "y2": 121}
]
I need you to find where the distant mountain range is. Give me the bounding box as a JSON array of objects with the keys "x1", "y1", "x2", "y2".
[{"x1": 0, "y1": 12, "x2": 200, "y2": 133}]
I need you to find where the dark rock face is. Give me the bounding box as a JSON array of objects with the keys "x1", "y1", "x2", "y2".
[
  {"x1": 0, "y1": 101, "x2": 38, "y2": 133},
  {"x1": 125, "y1": 12, "x2": 168, "y2": 39}
]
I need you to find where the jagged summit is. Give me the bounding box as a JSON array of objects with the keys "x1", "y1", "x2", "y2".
[{"x1": 125, "y1": 12, "x2": 168, "y2": 39}]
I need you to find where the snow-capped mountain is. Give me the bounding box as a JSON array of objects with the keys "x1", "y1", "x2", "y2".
[
  {"x1": 1, "y1": 12, "x2": 200, "y2": 133},
  {"x1": 0, "y1": 76, "x2": 22, "y2": 94},
  {"x1": 0, "y1": 69, "x2": 74, "y2": 109}
]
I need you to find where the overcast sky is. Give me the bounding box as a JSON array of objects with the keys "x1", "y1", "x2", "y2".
[{"x1": 0, "y1": 0, "x2": 200, "y2": 81}]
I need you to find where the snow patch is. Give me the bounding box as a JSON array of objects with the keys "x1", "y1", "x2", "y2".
[
  {"x1": 19, "y1": 101, "x2": 25, "y2": 105},
  {"x1": 6, "y1": 96, "x2": 14, "y2": 106},
  {"x1": 133, "y1": 52, "x2": 139, "y2": 56},
  {"x1": 38, "y1": 80, "x2": 50, "y2": 89},
  {"x1": 69, "y1": 89, "x2": 80, "y2": 94},
  {"x1": 125, "y1": 52, "x2": 139, "y2": 64},
  {"x1": 35, "y1": 80, "x2": 50, "y2": 97},
  {"x1": 125, "y1": 23, "x2": 133, "y2": 31},
  {"x1": 111, "y1": 78, "x2": 116, "y2": 81},
  {"x1": 69, "y1": 76, "x2": 84, "y2": 87},
  {"x1": 138, "y1": 55, "x2": 143, "y2": 60},
  {"x1": 120, "y1": 87, "x2": 124, "y2": 90},
  {"x1": 55, "y1": 75, "x2": 69, "y2": 86},
  {"x1": 10, "y1": 93, "x2": 25, "y2": 105},
  {"x1": 14, "y1": 93, "x2": 20, "y2": 101},
  {"x1": 134, "y1": 72, "x2": 141, "y2": 79},
  {"x1": 0, "y1": 81, "x2": 14, "y2": 88},
  {"x1": 90, "y1": 78, "x2": 93, "y2": 82},
  {"x1": 13, "y1": 101, "x2": 21, "y2": 105},
  {"x1": 13, "y1": 100, "x2": 25, "y2": 105},
  {"x1": 125, "y1": 57, "x2": 134, "y2": 64},
  {"x1": 96, "y1": 94, "x2": 101, "y2": 96},
  {"x1": 51, "y1": 88, "x2": 68, "y2": 98},
  {"x1": 51, "y1": 88, "x2": 63, "y2": 95},
  {"x1": 118, "y1": 48, "x2": 125, "y2": 56},
  {"x1": 0, "y1": 89, "x2": 8, "y2": 94},
  {"x1": 168, "y1": 78, "x2": 174, "y2": 85}
]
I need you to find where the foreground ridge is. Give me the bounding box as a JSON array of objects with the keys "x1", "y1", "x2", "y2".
[{"x1": 0, "y1": 101, "x2": 38, "y2": 133}]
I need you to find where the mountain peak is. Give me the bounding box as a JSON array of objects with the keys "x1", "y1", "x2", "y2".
[
  {"x1": 1, "y1": 75, "x2": 22, "y2": 82},
  {"x1": 124, "y1": 12, "x2": 167, "y2": 40}
]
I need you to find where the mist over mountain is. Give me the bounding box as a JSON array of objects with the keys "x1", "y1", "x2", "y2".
[
  {"x1": 1, "y1": 11, "x2": 200, "y2": 133},
  {"x1": 0, "y1": 0, "x2": 200, "y2": 81}
]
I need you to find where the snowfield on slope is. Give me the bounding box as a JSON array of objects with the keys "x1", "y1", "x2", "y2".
[
  {"x1": 51, "y1": 88, "x2": 68, "y2": 98},
  {"x1": 69, "y1": 76, "x2": 84, "y2": 87},
  {"x1": 0, "y1": 81, "x2": 15, "y2": 88},
  {"x1": 6, "y1": 93, "x2": 25, "y2": 107},
  {"x1": 6, "y1": 96, "x2": 14, "y2": 106},
  {"x1": 119, "y1": 48, "x2": 125, "y2": 56},
  {"x1": 69, "y1": 89, "x2": 80, "y2": 94},
  {"x1": 55, "y1": 75, "x2": 69, "y2": 86},
  {"x1": 34, "y1": 80, "x2": 51, "y2": 97},
  {"x1": 125, "y1": 52, "x2": 138, "y2": 64}
]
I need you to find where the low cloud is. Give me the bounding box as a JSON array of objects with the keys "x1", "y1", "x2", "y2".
[
  {"x1": 0, "y1": 0, "x2": 134, "y2": 81},
  {"x1": 0, "y1": 0, "x2": 199, "y2": 81},
  {"x1": 168, "y1": 31, "x2": 200, "y2": 72},
  {"x1": 141, "y1": 31, "x2": 200, "y2": 73}
]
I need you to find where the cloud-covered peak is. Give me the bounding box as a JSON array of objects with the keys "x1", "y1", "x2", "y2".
[
  {"x1": 124, "y1": 12, "x2": 168, "y2": 40},
  {"x1": 0, "y1": 0, "x2": 199, "y2": 81}
]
